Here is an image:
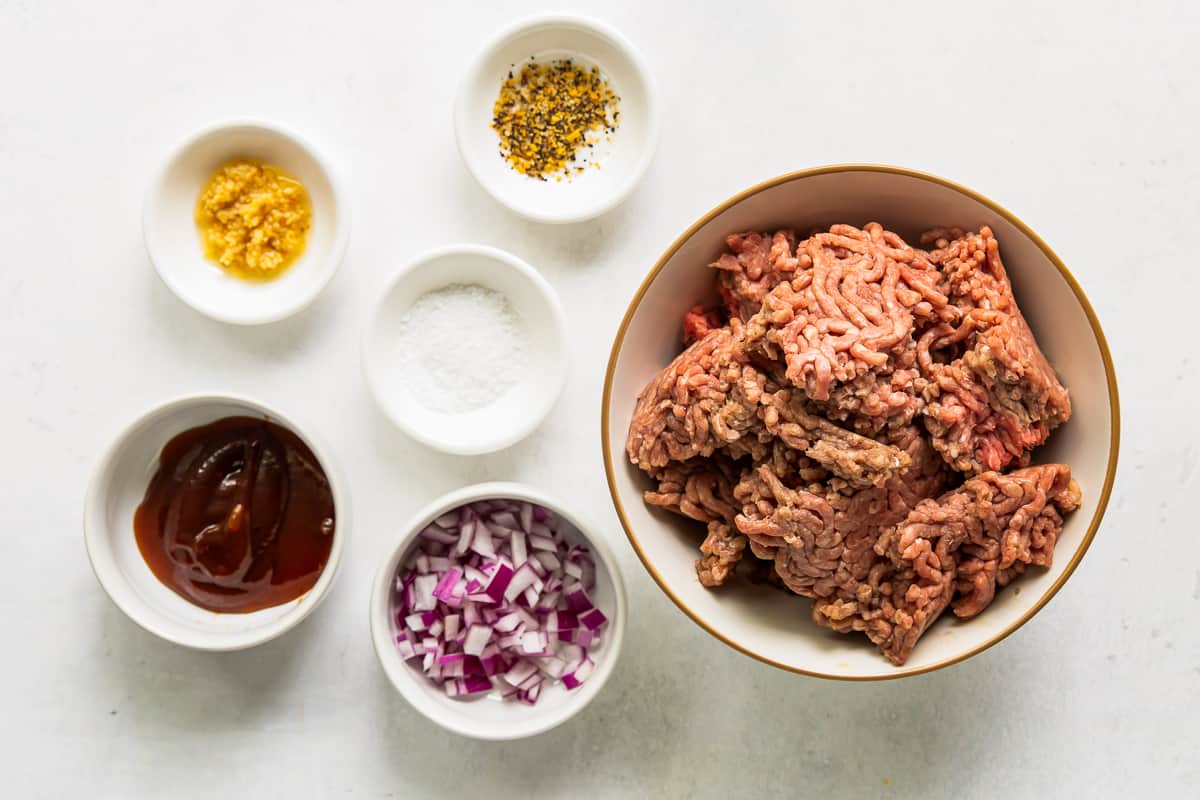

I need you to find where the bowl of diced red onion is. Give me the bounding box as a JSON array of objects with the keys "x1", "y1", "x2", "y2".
[{"x1": 370, "y1": 482, "x2": 627, "y2": 740}]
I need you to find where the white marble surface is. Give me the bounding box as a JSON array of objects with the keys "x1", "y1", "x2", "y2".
[{"x1": 2, "y1": 0, "x2": 1197, "y2": 796}]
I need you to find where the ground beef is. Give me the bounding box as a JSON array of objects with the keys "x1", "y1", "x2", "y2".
[
  {"x1": 625, "y1": 222, "x2": 1078, "y2": 666},
  {"x1": 643, "y1": 456, "x2": 740, "y2": 523},
  {"x1": 744, "y1": 223, "x2": 949, "y2": 404},
  {"x1": 735, "y1": 424, "x2": 949, "y2": 601},
  {"x1": 627, "y1": 323, "x2": 909, "y2": 487},
  {"x1": 758, "y1": 385, "x2": 909, "y2": 488},
  {"x1": 819, "y1": 337, "x2": 927, "y2": 436},
  {"x1": 711, "y1": 230, "x2": 800, "y2": 321},
  {"x1": 813, "y1": 464, "x2": 1081, "y2": 665},
  {"x1": 682, "y1": 305, "x2": 725, "y2": 346},
  {"x1": 626, "y1": 323, "x2": 771, "y2": 470},
  {"x1": 917, "y1": 227, "x2": 1072, "y2": 474},
  {"x1": 696, "y1": 520, "x2": 748, "y2": 587}
]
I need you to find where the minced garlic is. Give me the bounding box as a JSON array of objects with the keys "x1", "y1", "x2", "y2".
[
  {"x1": 491, "y1": 59, "x2": 619, "y2": 181},
  {"x1": 195, "y1": 159, "x2": 311, "y2": 280}
]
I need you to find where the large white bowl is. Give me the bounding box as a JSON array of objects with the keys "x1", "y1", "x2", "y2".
[
  {"x1": 455, "y1": 15, "x2": 658, "y2": 223},
  {"x1": 369, "y1": 482, "x2": 627, "y2": 740},
  {"x1": 143, "y1": 120, "x2": 350, "y2": 325},
  {"x1": 363, "y1": 245, "x2": 567, "y2": 455},
  {"x1": 84, "y1": 393, "x2": 348, "y2": 650},
  {"x1": 602, "y1": 165, "x2": 1120, "y2": 680}
]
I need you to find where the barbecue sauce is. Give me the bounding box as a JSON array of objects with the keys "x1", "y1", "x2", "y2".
[{"x1": 133, "y1": 416, "x2": 335, "y2": 613}]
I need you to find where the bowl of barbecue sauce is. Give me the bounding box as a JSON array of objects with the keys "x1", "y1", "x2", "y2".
[{"x1": 84, "y1": 394, "x2": 347, "y2": 650}]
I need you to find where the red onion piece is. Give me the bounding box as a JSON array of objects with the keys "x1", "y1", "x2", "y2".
[{"x1": 393, "y1": 500, "x2": 610, "y2": 706}]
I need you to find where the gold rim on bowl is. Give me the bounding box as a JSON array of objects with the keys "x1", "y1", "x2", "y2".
[{"x1": 600, "y1": 163, "x2": 1121, "y2": 681}]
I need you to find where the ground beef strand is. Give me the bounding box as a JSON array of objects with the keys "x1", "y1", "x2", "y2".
[
  {"x1": 712, "y1": 230, "x2": 800, "y2": 321},
  {"x1": 628, "y1": 324, "x2": 908, "y2": 488},
  {"x1": 744, "y1": 223, "x2": 948, "y2": 403},
  {"x1": 918, "y1": 227, "x2": 1071, "y2": 474},
  {"x1": 697, "y1": 521, "x2": 748, "y2": 587},
  {"x1": 813, "y1": 464, "x2": 1081, "y2": 665},
  {"x1": 643, "y1": 457, "x2": 740, "y2": 524}
]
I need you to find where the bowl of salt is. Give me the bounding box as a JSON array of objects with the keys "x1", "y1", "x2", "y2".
[{"x1": 363, "y1": 245, "x2": 568, "y2": 454}]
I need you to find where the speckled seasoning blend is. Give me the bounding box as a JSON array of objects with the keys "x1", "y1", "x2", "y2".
[{"x1": 491, "y1": 58, "x2": 620, "y2": 181}]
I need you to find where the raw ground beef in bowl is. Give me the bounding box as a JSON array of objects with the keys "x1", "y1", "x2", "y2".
[{"x1": 602, "y1": 166, "x2": 1118, "y2": 679}]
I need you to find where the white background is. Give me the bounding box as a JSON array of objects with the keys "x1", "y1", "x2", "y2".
[{"x1": 2, "y1": 1, "x2": 1197, "y2": 797}]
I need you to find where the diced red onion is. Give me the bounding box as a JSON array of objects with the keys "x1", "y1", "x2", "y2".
[
  {"x1": 504, "y1": 659, "x2": 538, "y2": 686},
  {"x1": 393, "y1": 500, "x2": 610, "y2": 706},
  {"x1": 463, "y1": 624, "x2": 491, "y2": 656},
  {"x1": 484, "y1": 563, "x2": 514, "y2": 603},
  {"x1": 529, "y1": 534, "x2": 555, "y2": 552},
  {"x1": 395, "y1": 638, "x2": 417, "y2": 660},
  {"x1": 520, "y1": 630, "x2": 549, "y2": 655},
  {"x1": 579, "y1": 608, "x2": 607, "y2": 631},
  {"x1": 495, "y1": 612, "x2": 523, "y2": 633},
  {"x1": 564, "y1": 586, "x2": 592, "y2": 612},
  {"x1": 455, "y1": 519, "x2": 473, "y2": 556},
  {"x1": 431, "y1": 567, "x2": 462, "y2": 603},
  {"x1": 471, "y1": 524, "x2": 496, "y2": 559},
  {"x1": 511, "y1": 530, "x2": 528, "y2": 567},
  {"x1": 561, "y1": 657, "x2": 595, "y2": 691},
  {"x1": 537, "y1": 656, "x2": 566, "y2": 679},
  {"x1": 421, "y1": 525, "x2": 459, "y2": 545},
  {"x1": 491, "y1": 510, "x2": 518, "y2": 530},
  {"x1": 504, "y1": 563, "x2": 541, "y2": 602},
  {"x1": 412, "y1": 574, "x2": 438, "y2": 611}
]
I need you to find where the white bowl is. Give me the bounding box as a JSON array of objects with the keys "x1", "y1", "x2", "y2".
[
  {"x1": 83, "y1": 393, "x2": 348, "y2": 650},
  {"x1": 602, "y1": 164, "x2": 1120, "y2": 680},
  {"x1": 363, "y1": 245, "x2": 567, "y2": 455},
  {"x1": 143, "y1": 120, "x2": 350, "y2": 325},
  {"x1": 454, "y1": 15, "x2": 658, "y2": 223},
  {"x1": 369, "y1": 482, "x2": 627, "y2": 740}
]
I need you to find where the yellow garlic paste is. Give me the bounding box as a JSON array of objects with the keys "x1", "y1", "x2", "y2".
[{"x1": 195, "y1": 159, "x2": 312, "y2": 281}]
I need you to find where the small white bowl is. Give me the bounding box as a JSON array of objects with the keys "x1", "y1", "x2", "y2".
[
  {"x1": 83, "y1": 393, "x2": 348, "y2": 651},
  {"x1": 369, "y1": 482, "x2": 628, "y2": 740},
  {"x1": 363, "y1": 245, "x2": 567, "y2": 455},
  {"x1": 143, "y1": 120, "x2": 350, "y2": 325},
  {"x1": 455, "y1": 15, "x2": 658, "y2": 223}
]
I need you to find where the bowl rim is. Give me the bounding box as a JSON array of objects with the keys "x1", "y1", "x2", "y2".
[
  {"x1": 453, "y1": 13, "x2": 660, "y2": 224},
  {"x1": 368, "y1": 481, "x2": 629, "y2": 740},
  {"x1": 82, "y1": 391, "x2": 348, "y2": 651},
  {"x1": 600, "y1": 162, "x2": 1121, "y2": 681},
  {"x1": 361, "y1": 243, "x2": 568, "y2": 455},
  {"x1": 142, "y1": 118, "x2": 351, "y2": 326}
]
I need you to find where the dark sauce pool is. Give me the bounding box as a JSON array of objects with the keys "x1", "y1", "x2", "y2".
[{"x1": 133, "y1": 416, "x2": 335, "y2": 613}]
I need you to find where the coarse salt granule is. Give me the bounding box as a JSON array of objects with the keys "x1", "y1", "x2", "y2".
[{"x1": 395, "y1": 283, "x2": 529, "y2": 414}]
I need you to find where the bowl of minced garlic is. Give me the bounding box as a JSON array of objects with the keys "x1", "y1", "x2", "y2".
[
  {"x1": 195, "y1": 159, "x2": 312, "y2": 281},
  {"x1": 143, "y1": 121, "x2": 349, "y2": 325},
  {"x1": 455, "y1": 15, "x2": 659, "y2": 223}
]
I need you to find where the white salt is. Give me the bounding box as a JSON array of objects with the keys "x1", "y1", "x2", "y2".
[{"x1": 395, "y1": 283, "x2": 529, "y2": 414}]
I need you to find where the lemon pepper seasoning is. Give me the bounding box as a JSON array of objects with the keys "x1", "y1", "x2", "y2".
[{"x1": 491, "y1": 59, "x2": 620, "y2": 181}]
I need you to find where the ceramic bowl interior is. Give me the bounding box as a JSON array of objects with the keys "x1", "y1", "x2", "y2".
[
  {"x1": 370, "y1": 482, "x2": 627, "y2": 740},
  {"x1": 84, "y1": 394, "x2": 347, "y2": 650},
  {"x1": 143, "y1": 121, "x2": 348, "y2": 325},
  {"x1": 363, "y1": 245, "x2": 567, "y2": 455},
  {"x1": 603, "y1": 165, "x2": 1119, "y2": 680},
  {"x1": 455, "y1": 15, "x2": 657, "y2": 223}
]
